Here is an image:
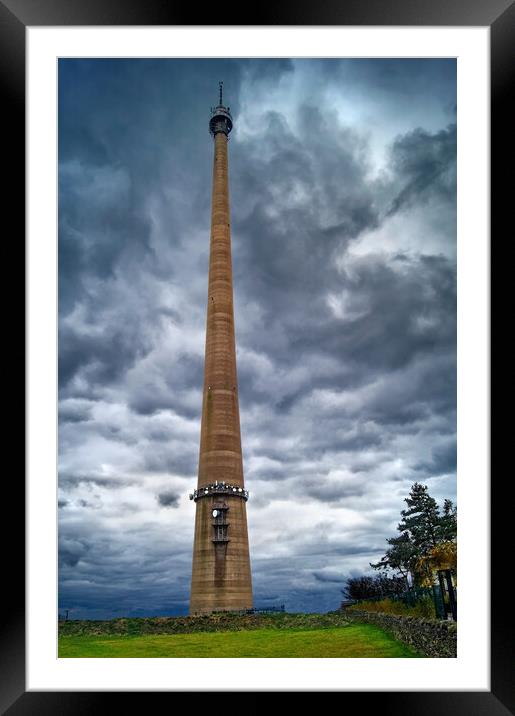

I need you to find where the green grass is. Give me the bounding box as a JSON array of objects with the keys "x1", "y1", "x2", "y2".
[{"x1": 58, "y1": 623, "x2": 420, "y2": 658}]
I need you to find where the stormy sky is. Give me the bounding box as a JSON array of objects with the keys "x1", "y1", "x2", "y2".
[{"x1": 58, "y1": 58, "x2": 456, "y2": 618}]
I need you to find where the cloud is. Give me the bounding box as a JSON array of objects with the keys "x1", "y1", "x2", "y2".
[
  {"x1": 312, "y1": 570, "x2": 349, "y2": 583},
  {"x1": 59, "y1": 536, "x2": 91, "y2": 568},
  {"x1": 58, "y1": 58, "x2": 456, "y2": 617},
  {"x1": 385, "y1": 124, "x2": 457, "y2": 217},
  {"x1": 59, "y1": 472, "x2": 137, "y2": 490},
  {"x1": 157, "y1": 490, "x2": 180, "y2": 508}
]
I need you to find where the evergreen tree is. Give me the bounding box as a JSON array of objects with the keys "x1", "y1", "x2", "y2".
[
  {"x1": 370, "y1": 531, "x2": 418, "y2": 585},
  {"x1": 439, "y1": 498, "x2": 457, "y2": 541},
  {"x1": 398, "y1": 482, "x2": 441, "y2": 552},
  {"x1": 371, "y1": 482, "x2": 457, "y2": 588}
]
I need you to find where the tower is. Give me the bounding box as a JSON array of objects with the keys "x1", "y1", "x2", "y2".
[{"x1": 189, "y1": 83, "x2": 253, "y2": 615}]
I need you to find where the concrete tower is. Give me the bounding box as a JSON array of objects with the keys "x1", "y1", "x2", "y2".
[{"x1": 189, "y1": 84, "x2": 253, "y2": 615}]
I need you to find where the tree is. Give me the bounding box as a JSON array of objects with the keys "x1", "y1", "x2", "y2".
[
  {"x1": 371, "y1": 482, "x2": 457, "y2": 588},
  {"x1": 369, "y1": 532, "x2": 418, "y2": 586},
  {"x1": 341, "y1": 573, "x2": 406, "y2": 601},
  {"x1": 439, "y1": 499, "x2": 457, "y2": 542},
  {"x1": 341, "y1": 576, "x2": 377, "y2": 601},
  {"x1": 398, "y1": 482, "x2": 441, "y2": 552},
  {"x1": 415, "y1": 541, "x2": 457, "y2": 588}
]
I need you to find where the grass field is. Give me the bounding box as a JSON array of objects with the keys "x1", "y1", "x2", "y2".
[{"x1": 58, "y1": 623, "x2": 420, "y2": 658}]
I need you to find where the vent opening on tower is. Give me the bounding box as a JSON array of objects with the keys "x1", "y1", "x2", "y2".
[{"x1": 212, "y1": 503, "x2": 230, "y2": 543}]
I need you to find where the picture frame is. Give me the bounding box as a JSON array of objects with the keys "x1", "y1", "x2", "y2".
[{"x1": 5, "y1": 0, "x2": 509, "y2": 711}]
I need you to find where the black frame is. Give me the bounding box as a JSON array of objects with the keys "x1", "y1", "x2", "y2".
[{"x1": 5, "y1": 0, "x2": 510, "y2": 711}]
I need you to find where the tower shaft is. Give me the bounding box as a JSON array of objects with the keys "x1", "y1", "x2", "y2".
[
  {"x1": 189, "y1": 104, "x2": 253, "y2": 615},
  {"x1": 199, "y1": 132, "x2": 242, "y2": 485}
]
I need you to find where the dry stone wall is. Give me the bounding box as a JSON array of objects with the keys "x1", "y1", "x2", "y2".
[{"x1": 345, "y1": 609, "x2": 457, "y2": 657}]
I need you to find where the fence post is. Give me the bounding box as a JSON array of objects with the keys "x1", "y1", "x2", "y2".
[
  {"x1": 443, "y1": 569, "x2": 457, "y2": 621},
  {"x1": 431, "y1": 584, "x2": 446, "y2": 619}
]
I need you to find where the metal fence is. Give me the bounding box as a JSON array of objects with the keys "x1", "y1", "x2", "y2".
[
  {"x1": 346, "y1": 580, "x2": 456, "y2": 621},
  {"x1": 212, "y1": 605, "x2": 286, "y2": 616}
]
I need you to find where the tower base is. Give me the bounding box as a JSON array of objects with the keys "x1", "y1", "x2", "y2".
[{"x1": 189, "y1": 494, "x2": 253, "y2": 615}]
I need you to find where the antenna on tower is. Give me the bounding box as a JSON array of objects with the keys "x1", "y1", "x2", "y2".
[{"x1": 209, "y1": 82, "x2": 233, "y2": 136}]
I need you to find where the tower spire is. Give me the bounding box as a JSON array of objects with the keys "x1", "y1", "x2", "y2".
[
  {"x1": 189, "y1": 91, "x2": 253, "y2": 615},
  {"x1": 208, "y1": 83, "x2": 233, "y2": 137}
]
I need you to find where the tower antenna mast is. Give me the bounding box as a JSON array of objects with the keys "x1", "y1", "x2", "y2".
[{"x1": 189, "y1": 85, "x2": 252, "y2": 615}]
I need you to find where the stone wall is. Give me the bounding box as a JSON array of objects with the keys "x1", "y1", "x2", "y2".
[
  {"x1": 345, "y1": 610, "x2": 457, "y2": 657},
  {"x1": 58, "y1": 611, "x2": 351, "y2": 637}
]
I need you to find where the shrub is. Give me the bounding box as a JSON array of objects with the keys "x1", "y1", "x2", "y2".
[{"x1": 347, "y1": 596, "x2": 435, "y2": 619}]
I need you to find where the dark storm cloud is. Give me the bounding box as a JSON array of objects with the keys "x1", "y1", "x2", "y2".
[
  {"x1": 303, "y1": 479, "x2": 366, "y2": 503},
  {"x1": 58, "y1": 58, "x2": 249, "y2": 314},
  {"x1": 58, "y1": 162, "x2": 152, "y2": 283},
  {"x1": 412, "y1": 439, "x2": 457, "y2": 477},
  {"x1": 331, "y1": 255, "x2": 455, "y2": 369},
  {"x1": 157, "y1": 490, "x2": 180, "y2": 508},
  {"x1": 431, "y1": 441, "x2": 457, "y2": 474},
  {"x1": 386, "y1": 124, "x2": 457, "y2": 217},
  {"x1": 312, "y1": 570, "x2": 347, "y2": 583},
  {"x1": 232, "y1": 106, "x2": 378, "y2": 302},
  {"x1": 58, "y1": 517, "x2": 194, "y2": 617},
  {"x1": 58, "y1": 58, "x2": 456, "y2": 617},
  {"x1": 57, "y1": 58, "x2": 253, "y2": 401},
  {"x1": 58, "y1": 286, "x2": 157, "y2": 390},
  {"x1": 59, "y1": 536, "x2": 91, "y2": 568},
  {"x1": 58, "y1": 399, "x2": 94, "y2": 424},
  {"x1": 319, "y1": 58, "x2": 456, "y2": 98},
  {"x1": 139, "y1": 439, "x2": 198, "y2": 476},
  {"x1": 127, "y1": 353, "x2": 204, "y2": 418},
  {"x1": 234, "y1": 120, "x2": 455, "y2": 371},
  {"x1": 228, "y1": 109, "x2": 456, "y2": 483},
  {"x1": 59, "y1": 471, "x2": 137, "y2": 490},
  {"x1": 240, "y1": 58, "x2": 294, "y2": 83}
]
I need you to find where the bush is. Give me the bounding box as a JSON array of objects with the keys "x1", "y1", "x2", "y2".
[
  {"x1": 347, "y1": 596, "x2": 435, "y2": 619},
  {"x1": 342, "y1": 574, "x2": 407, "y2": 601}
]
